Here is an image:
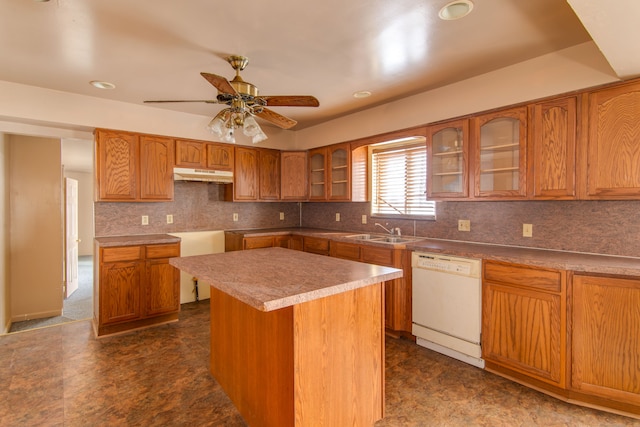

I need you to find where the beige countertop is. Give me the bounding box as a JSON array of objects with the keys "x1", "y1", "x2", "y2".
[
  {"x1": 95, "y1": 234, "x2": 181, "y2": 247},
  {"x1": 225, "y1": 228, "x2": 640, "y2": 276},
  {"x1": 169, "y1": 247, "x2": 403, "y2": 311}
]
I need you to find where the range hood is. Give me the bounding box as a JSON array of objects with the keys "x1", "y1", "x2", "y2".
[{"x1": 173, "y1": 167, "x2": 233, "y2": 183}]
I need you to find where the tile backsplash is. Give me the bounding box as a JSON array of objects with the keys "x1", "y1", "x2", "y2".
[{"x1": 95, "y1": 182, "x2": 640, "y2": 258}]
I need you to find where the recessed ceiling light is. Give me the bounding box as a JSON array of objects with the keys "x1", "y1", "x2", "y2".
[
  {"x1": 439, "y1": 0, "x2": 474, "y2": 21},
  {"x1": 353, "y1": 90, "x2": 372, "y2": 99},
  {"x1": 90, "y1": 80, "x2": 116, "y2": 90}
]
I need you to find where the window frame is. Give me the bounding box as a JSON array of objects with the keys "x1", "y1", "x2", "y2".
[{"x1": 369, "y1": 136, "x2": 436, "y2": 220}]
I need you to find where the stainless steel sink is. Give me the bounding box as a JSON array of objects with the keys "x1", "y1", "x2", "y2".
[
  {"x1": 344, "y1": 234, "x2": 424, "y2": 244},
  {"x1": 370, "y1": 236, "x2": 412, "y2": 244},
  {"x1": 345, "y1": 234, "x2": 376, "y2": 240}
]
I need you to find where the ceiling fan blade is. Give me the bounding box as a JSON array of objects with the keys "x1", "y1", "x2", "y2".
[
  {"x1": 144, "y1": 100, "x2": 218, "y2": 104},
  {"x1": 262, "y1": 96, "x2": 319, "y2": 107},
  {"x1": 201, "y1": 72, "x2": 237, "y2": 95},
  {"x1": 256, "y1": 108, "x2": 297, "y2": 129}
]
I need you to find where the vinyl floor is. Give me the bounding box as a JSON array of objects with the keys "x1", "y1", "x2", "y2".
[{"x1": 0, "y1": 300, "x2": 637, "y2": 426}]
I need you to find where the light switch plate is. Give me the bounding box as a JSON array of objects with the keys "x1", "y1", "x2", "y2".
[
  {"x1": 335, "y1": 213, "x2": 341, "y2": 222},
  {"x1": 142, "y1": 215, "x2": 149, "y2": 225},
  {"x1": 233, "y1": 213, "x2": 238, "y2": 222},
  {"x1": 523, "y1": 223, "x2": 533, "y2": 237},
  {"x1": 361, "y1": 215, "x2": 367, "y2": 224},
  {"x1": 166, "y1": 214, "x2": 173, "y2": 224},
  {"x1": 280, "y1": 212, "x2": 285, "y2": 220}
]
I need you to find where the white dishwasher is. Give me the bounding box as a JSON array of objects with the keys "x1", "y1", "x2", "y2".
[{"x1": 412, "y1": 251, "x2": 484, "y2": 368}]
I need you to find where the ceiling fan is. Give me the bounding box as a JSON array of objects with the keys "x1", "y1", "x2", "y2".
[{"x1": 144, "y1": 55, "x2": 319, "y2": 143}]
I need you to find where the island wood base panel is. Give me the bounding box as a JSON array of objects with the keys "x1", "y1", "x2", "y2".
[{"x1": 209, "y1": 283, "x2": 385, "y2": 427}]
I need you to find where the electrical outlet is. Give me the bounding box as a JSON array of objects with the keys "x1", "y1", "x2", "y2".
[
  {"x1": 523, "y1": 223, "x2": 533, "y2": 237},
  {"x1": 335, "y1": 213, "x2": 341, "y2": 222},
  {"x1": 279, "y1": 212, "x2": 285, "y2": 221},
  {"x1": 233, "y1": 213, "x2": 238, "y2": 222},
  {"x1": 458, "y1": 219, "x2": 470, "y2": 232},
  {"x1": 361, "y1": 214, "x2": 367, "y2": 224},
  {"x1": 142, "y1": 215, "x2": 149, "y2": 225},
  {"x1": 166, "y1": 214, "x2": 173, "y2": 224}
]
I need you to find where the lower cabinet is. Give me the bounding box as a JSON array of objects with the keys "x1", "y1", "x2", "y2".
[
  {"x1": 571, "y1": 274, "x2": 640, "y2": 408},
  {"x1": 95, "y1": 242, "x2": 180, "y2": 336},
  {"x1": 331, "y1": 240, "x2": 412, "y2": 334},
  {"x1": 482, "y1": 260, "x2": 567, "y2": 388}
]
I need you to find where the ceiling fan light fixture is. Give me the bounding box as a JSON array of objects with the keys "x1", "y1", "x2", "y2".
[
  {"x1": 252, "y1": 128, "x2": 268, "y2": 144},
  {"x1": 243, "y1": 115, "x2": 261, "y2": 137},
  {"x1": 439, "y1": 0, "x2": 474, "y2": 21}
]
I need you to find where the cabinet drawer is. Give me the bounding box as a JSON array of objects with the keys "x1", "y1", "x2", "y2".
[
  {"x1": 146, "y1": 243, "x2": 180, "y2": 259},
  {"x1": 303, "y1": 236, "x2": 330, "y2": 255},
  {"x1": 244, "y1": 236, "x2": 274, "y2": 250},
  {"x1": 102, "y1": 246, "x2": 142, "y2": 263},
  {"x1": 362, "y1": 246, "x2": 394, "y2": 267},
  {"x1": 484, "y1": 261, "x2": 562, "y2": 292},
  {"x1": 330, "y1": 241, "x2": 361, "y2": 261}
]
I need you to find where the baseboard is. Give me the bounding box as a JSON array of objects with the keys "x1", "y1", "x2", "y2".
[{"x1": 11, "y1": 309, "x2": 62, "y2": 322}]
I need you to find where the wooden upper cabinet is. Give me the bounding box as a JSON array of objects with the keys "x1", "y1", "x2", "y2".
[
  {"x1": 529, "y1": 97, "x2": 577, "y2": 199},
  {"x1": 427, "y1": 118, "x2": 469, "y2": 199},
  {"x1": 328, "y1": 143, "x2": 351, "y2": 200},
  {"x1": 585, "y1": 81, "x2": 640, "y2": 199},
  {"x1": 96, "y1": 129, "x2": 138, "y2": 201},
  {"x1": 351, "y1": 145, "x2": 368, "y2": 202},
  {"x1": 233, "y1": 146, "x2": 259, "y2": 201},
  {"x1": 309, "y1": 147, "x2": 327, "y2": 200},
  {"x1": 281, "y1": 151, "x2": 308, "y2": 201},
  {"x1": 175, "y1": 139, "x2": 206, "y2": 168},
  {"x1": 472, "y1": 106, "x2": 528, "y2": 199},
  {"x1": 207, "y1": 143, "x2": 234, "y2": 171},
  {"x1": 258, "y1": 148, "x2": 281, "y2": 200},
  {"x1": 139, "y1": 135, "x2": 174, "y2": 201}
]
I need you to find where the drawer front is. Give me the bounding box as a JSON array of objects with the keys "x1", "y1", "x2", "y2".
[
  {"x1": 330, "y1": 241, "x2": 361, "y2": 261},
  {"x1": 102, "y1": 246, "x2": 142, "y2": 263},
  {"x1": 146, "y1": 243, "x2": 180, "y2": 259},
  {"x1": 303, "y1": 236, "x2": 330, "y2": 255},
  {"x1": 361, "y1": 246, "x2": 394, "y2": 267},
  {"x1": 484, "y1": 261, "x2": 562, "y2": 292},
  {"x1": 244, "y1": 236, "x2": 275, "y2": 250}
]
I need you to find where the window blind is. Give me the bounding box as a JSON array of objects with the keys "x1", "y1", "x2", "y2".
[{"x1": 371, "y1": 142, "x2": 435, "y2": 218}]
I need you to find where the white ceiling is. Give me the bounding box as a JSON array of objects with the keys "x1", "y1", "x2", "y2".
[
  {"x1": 3, "y1": 0, "x2": 640, "y2": 173},
  {"x1": 0, "y1": 0, "x2": 604, "y2": 131}
]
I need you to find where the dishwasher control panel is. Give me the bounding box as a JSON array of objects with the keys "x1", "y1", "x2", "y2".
[{"x1": 412, "y1": 252, "x2": 480, "y2": 277}]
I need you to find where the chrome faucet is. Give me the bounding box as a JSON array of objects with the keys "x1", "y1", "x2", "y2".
[{"x1": 375, "y1": 222, "x2": 401, "y2": 236}]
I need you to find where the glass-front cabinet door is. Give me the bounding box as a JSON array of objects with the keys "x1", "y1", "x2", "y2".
[
  {"x1": 427, "y1": 119, "x2": 469, "y2": 198},
  {"x1": 328, "y1": 144, "x2": 350, "y2": 200},
  {"x1": 309, "y1": 147, "x2": 327, "y2": 200},
  {"x1": 473, "y1": 106, "x2": 527, "y2": 198}
]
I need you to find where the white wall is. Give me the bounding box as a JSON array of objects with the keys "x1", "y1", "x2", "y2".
[
  {"x1": 294, "y1": 42, "x2": 619, "y2": 149},
  {"x1": 63, "y1": 171, "x2": 94, "y2": 256},
  {"x1": 9, "y1": 135, "x2": 63, "y2": 321}
]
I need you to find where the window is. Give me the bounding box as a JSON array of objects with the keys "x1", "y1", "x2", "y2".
[{"x1": 370, "y1": 137, "x2": 435, "y2": 219}]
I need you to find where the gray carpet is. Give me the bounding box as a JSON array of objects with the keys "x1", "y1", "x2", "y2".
[{"x1": 9, "y1": 255, "x2": 93, "y2": 333}]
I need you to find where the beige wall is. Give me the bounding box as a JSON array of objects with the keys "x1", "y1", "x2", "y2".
[
  {"x1": 9, "y1": 135, "x2": 63, "y2": 321},
  {"x1": 0, "y1": 133, "x2": 8, "y2": 333},
  {"x1": 64, "y1": 171, "x2": 94, "y2": 256}
]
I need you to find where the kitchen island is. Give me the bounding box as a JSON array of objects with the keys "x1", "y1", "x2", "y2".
[{"x1": 170, "y1": 247, "x2": 403, "y2": 427}]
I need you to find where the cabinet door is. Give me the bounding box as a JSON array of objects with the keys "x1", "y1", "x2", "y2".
[
  {"x1": 175, "y1": 139, "x2": 206, "y2": 168},
  {"x1": 473, "y1": 106, "x2": 527, "y2": 198},
  {"x1": 258, "y1": 148, "x2": 281, "y2": 200},
  {"x1": 309, "y1": 148, "x2": 327, "y2": 200},
  {"x1": 145, "y1": 258, "x2": 180, "y2": 317},
  {"x1": 303, "y1": 236, "x2": 330, "y2": 255},
  {"x1": 482, "y1": 262, "x2": 566, "y2": 387},
  {"x1": 139, "y1": 135, "x2": 174, "y2": 201},
  {"x1": 281, "y1": 151, "x2": 308, "y2": 200},
  {"x1": 329, "y1": 241, "x2": 361, "y2": 261},
  {"x1": 586, "y1": 82, "x2": 640, "y2": 199},
  {"x1": 100, "y1": 261, "x2": 142, "y2": 324},
  {"x1": 328, "y1": 144, "x2": 351, "y2": 200},
  {"x1": 234, "y1": 146, "x2": 259, "y2": 201},
  {"x1": 530, "y1": 97, "x2": 577, "y2": 199},
  {"x1": 428, "y1": 119, "x2": 469, "y2": 198},
  {"x1": 571, "y1": 274, "x2": 640, "y2": 405},
  {"x1": 95, "y1": 130, "x2": 138, "y2": 201},
  {"x1": 207, "y1": 143, "x2": 234, "y2": 171}
]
